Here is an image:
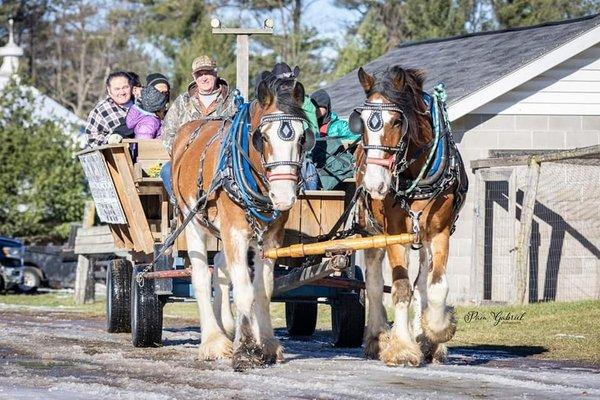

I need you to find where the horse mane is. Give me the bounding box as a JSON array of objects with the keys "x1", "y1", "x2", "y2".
[
  {"x1": 256, "y1": 73, "x2": 308, "y2": 123},
  {"x1": 368, "y1": 66, "x2": 431, "y2": 146}
]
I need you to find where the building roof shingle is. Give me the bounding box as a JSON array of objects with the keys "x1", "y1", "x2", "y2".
[{"x1": 324, "y1": 14, "x2": 600, "y2": 117}]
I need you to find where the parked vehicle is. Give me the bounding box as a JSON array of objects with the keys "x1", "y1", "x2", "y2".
[{"x1": 0, "y1": 236, "x2": 24, "y2": 293}]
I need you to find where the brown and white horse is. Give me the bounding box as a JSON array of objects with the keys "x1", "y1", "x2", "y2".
[
  {"x1": 171, "y1": 75, "x2": 310, "y2": 370},
  {"x1": 354, "y1": 66, "x2": 464, "y2": 366}
]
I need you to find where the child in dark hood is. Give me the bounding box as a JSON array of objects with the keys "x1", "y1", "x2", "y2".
[
  {"x1": 126, "y1": 73, "x2": 170, "y2": 139},
  {"x1": 310, "y1": 89, "x2": 358, "y2": 140}
]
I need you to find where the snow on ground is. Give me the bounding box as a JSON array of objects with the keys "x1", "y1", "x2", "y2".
[{"x1": 0, "y1": 307, "x2": 598, "y2": 400}]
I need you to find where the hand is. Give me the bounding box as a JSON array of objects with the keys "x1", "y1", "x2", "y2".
[{"x1": 107, "y1": 133, "x2": 123, "y2": 144}]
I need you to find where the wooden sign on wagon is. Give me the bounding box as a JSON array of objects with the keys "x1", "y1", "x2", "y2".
[{"x1": 79, "y1": 151, "x2": 127, "y2": 224}]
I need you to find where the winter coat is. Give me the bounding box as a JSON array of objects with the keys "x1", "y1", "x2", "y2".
[
  {"x1": 319, "y1": 112, "x2": 360, "y2": 141},
  {"x1": 126, "y1": 104, "x2": 161, "y2": 139},
  {"x1": 160, "y1": 78, "x2": 235, "y2": 155}
]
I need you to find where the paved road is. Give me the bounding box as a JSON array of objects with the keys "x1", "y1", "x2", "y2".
[{"x1": 0, "y1": 304, "x2": 598, "y2": 399}]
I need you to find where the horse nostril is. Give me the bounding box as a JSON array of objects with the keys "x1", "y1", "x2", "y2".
[
  {"x1": 378, "y1": 182, "x2": 386, "y2": 193},
  {"x1": 290, "y1": 195, "x2": 296, "y2": 204}
]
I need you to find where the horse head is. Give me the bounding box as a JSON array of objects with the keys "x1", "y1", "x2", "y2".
[
  {"x1": 351, "y1": 66, "x2": 430, "y2": 199},
  {"x1": 250, "y1": 72, "x2": 313, "y2": 211}
]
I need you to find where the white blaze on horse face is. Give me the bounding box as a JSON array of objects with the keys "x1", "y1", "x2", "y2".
[
  {"x1": 263, "y1": 116, "x2": 303, "y2": 211},
  {"x1": 363, "y1": 99, "x2": 393, "y2": 200}
]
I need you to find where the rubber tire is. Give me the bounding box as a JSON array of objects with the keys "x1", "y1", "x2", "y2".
[
  {"x1": 285, "y1": 301, "x2": 318, "y2": 336},
  {"x1": 0, "y1": 276, "x2": 6, "y2": 295},
  {"x1": 331, "y1": 291, "x2": 365, "y2": 348},
  {"x1": 106, "y1": 259, "x2": 132, "y2": 333},
  {"x1": 131, "y1": 266, "x2": 163, "y2": 347},
  {"x1": 19, "y1": 266, "x2": 41, "y2": 294}
]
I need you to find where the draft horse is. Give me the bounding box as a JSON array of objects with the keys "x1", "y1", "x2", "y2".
[
  {"x1": 352, "y1": 66, "x2": 468, "y2": 366},
  {"x1": 171, "y1": 73, "x2": 312, "y2": 370}
]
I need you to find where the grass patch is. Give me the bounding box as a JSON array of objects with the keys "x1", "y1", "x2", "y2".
[
  {"x1": 451, "y1": 300, "x2": 600, "y2": 365},
  {"x1": 2, "y1": 293, "x2": 598, "y2": 364}
]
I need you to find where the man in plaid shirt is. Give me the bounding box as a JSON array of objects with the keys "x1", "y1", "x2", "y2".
[{"x1": 85, "y1": 71, "x2": 134, "y2": 147}]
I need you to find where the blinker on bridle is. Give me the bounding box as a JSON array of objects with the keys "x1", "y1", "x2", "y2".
[
  {"x1": 251, "y1": 113, "x2": 315, "y2": 183},
  {"x1": 349, "y1": 101, "x2": 409, "y2": 170}
]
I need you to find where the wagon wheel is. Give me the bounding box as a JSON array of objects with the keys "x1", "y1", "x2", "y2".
[
  {"x1": 106, "y1": 259, "x2": 132, "y2": 333},
  {"x1": 285, "y1": 301, "x2": 318, "y2": 337},
  {"x1": 331, "y1": 266, "x2": 365, "y2": 348},
  {"x1": 131, "y1": 265, "x2": 164, "y2": 347}
]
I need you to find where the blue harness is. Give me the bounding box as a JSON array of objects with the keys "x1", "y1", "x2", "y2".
[{"x1": 215, "y1": 101, "x2": 280, "y2": 224}]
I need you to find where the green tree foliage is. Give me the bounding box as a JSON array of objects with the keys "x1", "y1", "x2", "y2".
[
  {"x1": 0, "y1": 81, "x2": 86, "y2": 240},
  {"x1": 404, "y1": 0, "x2": 470, "y2": 41},
  {"x1": 492, "y1": 0, "x2": 600, "y2": 28},
  {"x1": 334, "y1": 9, "x2": 388, "y2": 77},
  {"x1": 225, "y1": 0, "x2": 329, "y2": 93},
  {"x1": 128, "y1": 0, "x2": 237, "y2": 96}
]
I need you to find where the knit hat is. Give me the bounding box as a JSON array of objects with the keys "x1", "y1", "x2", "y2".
[
  {"x1": 138, "y1": 85, "x2": 168, "y2": 113},
  {"x1": 146, "y1": 73, "x2": 170, "y2": 90}
]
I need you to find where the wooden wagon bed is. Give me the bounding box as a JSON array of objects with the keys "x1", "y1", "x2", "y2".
[{"x1": 76, "y1": 140, "x2": 350, "y2": 256}]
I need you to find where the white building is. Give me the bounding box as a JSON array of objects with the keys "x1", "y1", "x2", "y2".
[{"x1": 327, "y1": 15, "x2": 600, "y2": 304}]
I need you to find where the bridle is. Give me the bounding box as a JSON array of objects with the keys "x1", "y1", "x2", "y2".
[
  {"x1": 350, "y1": 101, "x2": 409, "y2": 171},
  {"x1": 251, "y1": 111, "x2": 315, "y2": 184}
]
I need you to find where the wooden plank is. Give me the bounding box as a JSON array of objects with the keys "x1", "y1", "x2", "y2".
[
  {"x1": 471, "y1": 145, "x2": 600, "y2": 170},
  {"x1": 134, "y1": 140, "x2": 169, "y2": 160},
  {"x1": 109, "y1": 147, "x2": 156, "y2": 254},
  {"x1": 161, "y1": 192, "x2": 169, "y2": 242},
  {"x1": 77, "y1": 226, "x2": 112, "y2": 237},
  {"x1": 74, "y1": 255, "x2": 95, "y2": 304},
  {"x1": 300, "y1": 196, "x2": 321, "y2": 242},
  {"x1": 514, "y1": 158, "x2": 540, "y2": 305},
  {"x1": 110, "y1": 224, "x2": 133, "y2": 250},
  {"x1": 75, "y1": 243, "x2": 121, "y2": 255},
  {"x1": 284, "y1": 198, "x2": 301, "y2": 246},
  {"x1": 319, "y1": 196, "x2": 344, "y2": 236},
  {"x1": 273, "y1": 256, "x2": 352, "y2": 296}
]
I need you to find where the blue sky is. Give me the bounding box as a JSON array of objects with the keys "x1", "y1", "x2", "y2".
[{"x1": 213, "y1": 0, "x2": 362, "y2": 58}]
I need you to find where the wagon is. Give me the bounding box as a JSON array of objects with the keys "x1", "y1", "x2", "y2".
[{"x1": 77, "y1": 140, "x2": 409, "y2": 348}]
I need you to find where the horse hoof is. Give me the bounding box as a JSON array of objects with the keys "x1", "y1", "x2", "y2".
[
  {"x1": 417, "y1": 334, "x2": 447, "y2": 364},
  {"x1": 379, "y1": 331, "x2": 423, "y2": 367},
  {"x1": 421, "y1": 306, "x2": 457, "y2": 344},
  {"x1": 198, "y1": 333, "x2": 233, "y2": 361},
  {"x1": 432, "y1": 343, "x2": 448, "y2": 364},
  {"x1": 261, "y1": 337, "x2": 284, "y2": 365},
  {"x1": 363, "y1": 332, "x2": 382, "y2": 360},
  {"x1": 232, "y1": 343, "x2": 264, "y2": 372}
]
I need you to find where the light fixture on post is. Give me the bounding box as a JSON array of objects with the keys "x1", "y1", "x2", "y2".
[
  {"x1": 210, "y1": 18, "x2": 221, "y2": 29},
  {"x1": 263, "y1": 19, "x2": 274, "y2": 30}
]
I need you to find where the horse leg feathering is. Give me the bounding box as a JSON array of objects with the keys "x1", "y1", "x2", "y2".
[
  {"x1": 379, "y1": 244, "x2": 423, "y2": 367},
  {"x1": 186, "y1": 221, "x2": 232, "y2": 361}
]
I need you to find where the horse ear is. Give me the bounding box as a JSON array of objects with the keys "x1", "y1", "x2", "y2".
[
  {"x1": 390, "y1": 65, "x2": 406, "y2": 90},
  {"x1": 358, "y1": 67, "x2": 375, "y2": 93},
  {"x1": 258, "y1": 80, "x2": 273, "y2": 107},
  {"x1": 292, "y1": 66, "x2": 300, "y2": 78},
  {"x1": 293, "y1": 81, "x2": 305, "y2": 105}
]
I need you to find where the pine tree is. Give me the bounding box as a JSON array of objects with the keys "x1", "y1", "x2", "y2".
[
  {"x1": 0, "y1": 81, "x2": 86, "y2": 240},
  {"x1": 492, "y1": 0, "x2": 600, "y2": 28}
]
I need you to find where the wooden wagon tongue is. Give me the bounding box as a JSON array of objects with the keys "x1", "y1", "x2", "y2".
[{"x1": 262, "y1": 233, "x2": 417, "y2": 259}]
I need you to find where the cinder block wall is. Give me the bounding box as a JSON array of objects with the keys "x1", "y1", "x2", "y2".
[{"x1": 448, "y1": 114, "x2": 600, "y2": 304}]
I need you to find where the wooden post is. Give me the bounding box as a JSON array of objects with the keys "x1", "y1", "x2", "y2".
[
  {"x1": 514, "y1": 157, "x2": 541, "y2": 305},
  {"x1": 212, "y1": 23, "x2": 273, "y2": 100},
  {"x1": 74, "y1": 201, "x2": 96, "y2": 304},
  {"x1": 236, "y1": 34, "x2": 249, "y2": 99}
]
